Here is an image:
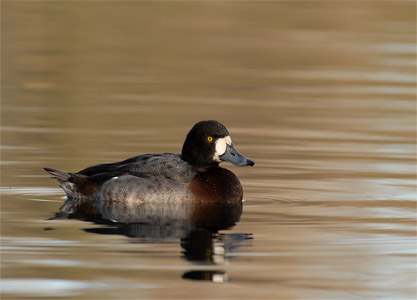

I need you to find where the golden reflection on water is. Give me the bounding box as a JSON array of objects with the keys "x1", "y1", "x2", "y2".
[{"x1": 1, "y1": 1, "x2": 416, "y2": 300}]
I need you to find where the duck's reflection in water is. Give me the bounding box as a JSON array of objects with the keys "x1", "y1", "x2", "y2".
[{"x1": 60, "y1": 198, "x2": 252, "y2": 282}]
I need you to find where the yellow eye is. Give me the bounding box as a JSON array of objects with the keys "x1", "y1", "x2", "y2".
[{"x1": 207, "y1": 136, "x2": 213, "y2": 142}]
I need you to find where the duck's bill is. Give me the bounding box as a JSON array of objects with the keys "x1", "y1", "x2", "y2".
[{"x1": 220, "y1": 144, "x2": 255, "y2": 167}]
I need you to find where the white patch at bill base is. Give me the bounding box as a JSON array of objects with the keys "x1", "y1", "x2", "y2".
[{"x1": 213, "y1": 135, "x2": 232, "y2": 162}]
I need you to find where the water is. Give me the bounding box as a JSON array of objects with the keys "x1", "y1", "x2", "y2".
[{"x1": 1, "y1": 2, "x2": 416, "y2": 299}]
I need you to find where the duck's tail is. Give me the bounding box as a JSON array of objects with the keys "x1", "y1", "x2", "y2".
[
  {"x1": 44, "y1": 168, "x2": 71, "y2": 183},
  {"x1": 44, "y1": 167, "x2": 101, "y2": 197},
  {"x1": 44, "y1": 168, "x2": 87, "y2": 214},
  {"x1": 44, "y1": 167, "x2": 77, "y2": 197},
  {"x1": 44, "y1": 168, "x2": 96, "y2": 216}
]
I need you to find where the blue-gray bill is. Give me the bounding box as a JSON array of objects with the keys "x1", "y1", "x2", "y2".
[{"x1": 220, "y1": 144, "x2": 255, "y2": 167}]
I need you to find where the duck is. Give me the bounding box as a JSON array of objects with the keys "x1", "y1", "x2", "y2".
[{"x1": 44, "y1": 120, "x2": 254, "y2": 214}]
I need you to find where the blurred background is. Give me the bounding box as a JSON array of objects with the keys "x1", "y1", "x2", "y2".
[{"x1": 1, "y1": 1, "x2": 416, "y2": 299}]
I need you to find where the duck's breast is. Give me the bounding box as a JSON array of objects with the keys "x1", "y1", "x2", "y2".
[{"x1": 189, "y1": 167, "x2": 243, "y2": 203}]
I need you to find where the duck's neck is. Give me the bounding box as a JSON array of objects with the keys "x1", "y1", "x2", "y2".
[{"x1": 180, "y1": 153, "x2": 219, "y2": 172}]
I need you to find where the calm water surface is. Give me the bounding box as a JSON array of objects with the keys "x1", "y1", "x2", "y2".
[{"x1": 2, "y1": 2, "x2": 416, "y2": 300}]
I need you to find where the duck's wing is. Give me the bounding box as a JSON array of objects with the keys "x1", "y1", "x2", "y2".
[
  {"x1": 76, "y1": 153, "x2": 196, "y2": 184},
  {"x1": 76, "y1": 154, "x2": 150, "y2": 176},
  {"x1": 116, "y1": 153, "x2": 197, "y2": 183}
]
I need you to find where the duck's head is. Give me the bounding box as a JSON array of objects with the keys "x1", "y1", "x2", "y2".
[{"x1": 181, "y1": 120, "x2": 255, "y2": 170}]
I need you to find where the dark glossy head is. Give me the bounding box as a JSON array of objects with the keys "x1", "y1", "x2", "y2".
[{"x1": 181, "y1": 120, "x2": 255, "y2": 169}]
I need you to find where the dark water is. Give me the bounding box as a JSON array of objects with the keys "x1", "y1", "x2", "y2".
[{"x1": 1, "y1": 2, "x2": 416, "y2": 299}]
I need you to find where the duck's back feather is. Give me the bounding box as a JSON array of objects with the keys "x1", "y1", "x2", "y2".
[
  {"x1": 118, "y1": 154, "x2": 197, "y2": 183},
  {"x1": 78, "y1": 153, "x2": 196, "y2": 183}
]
